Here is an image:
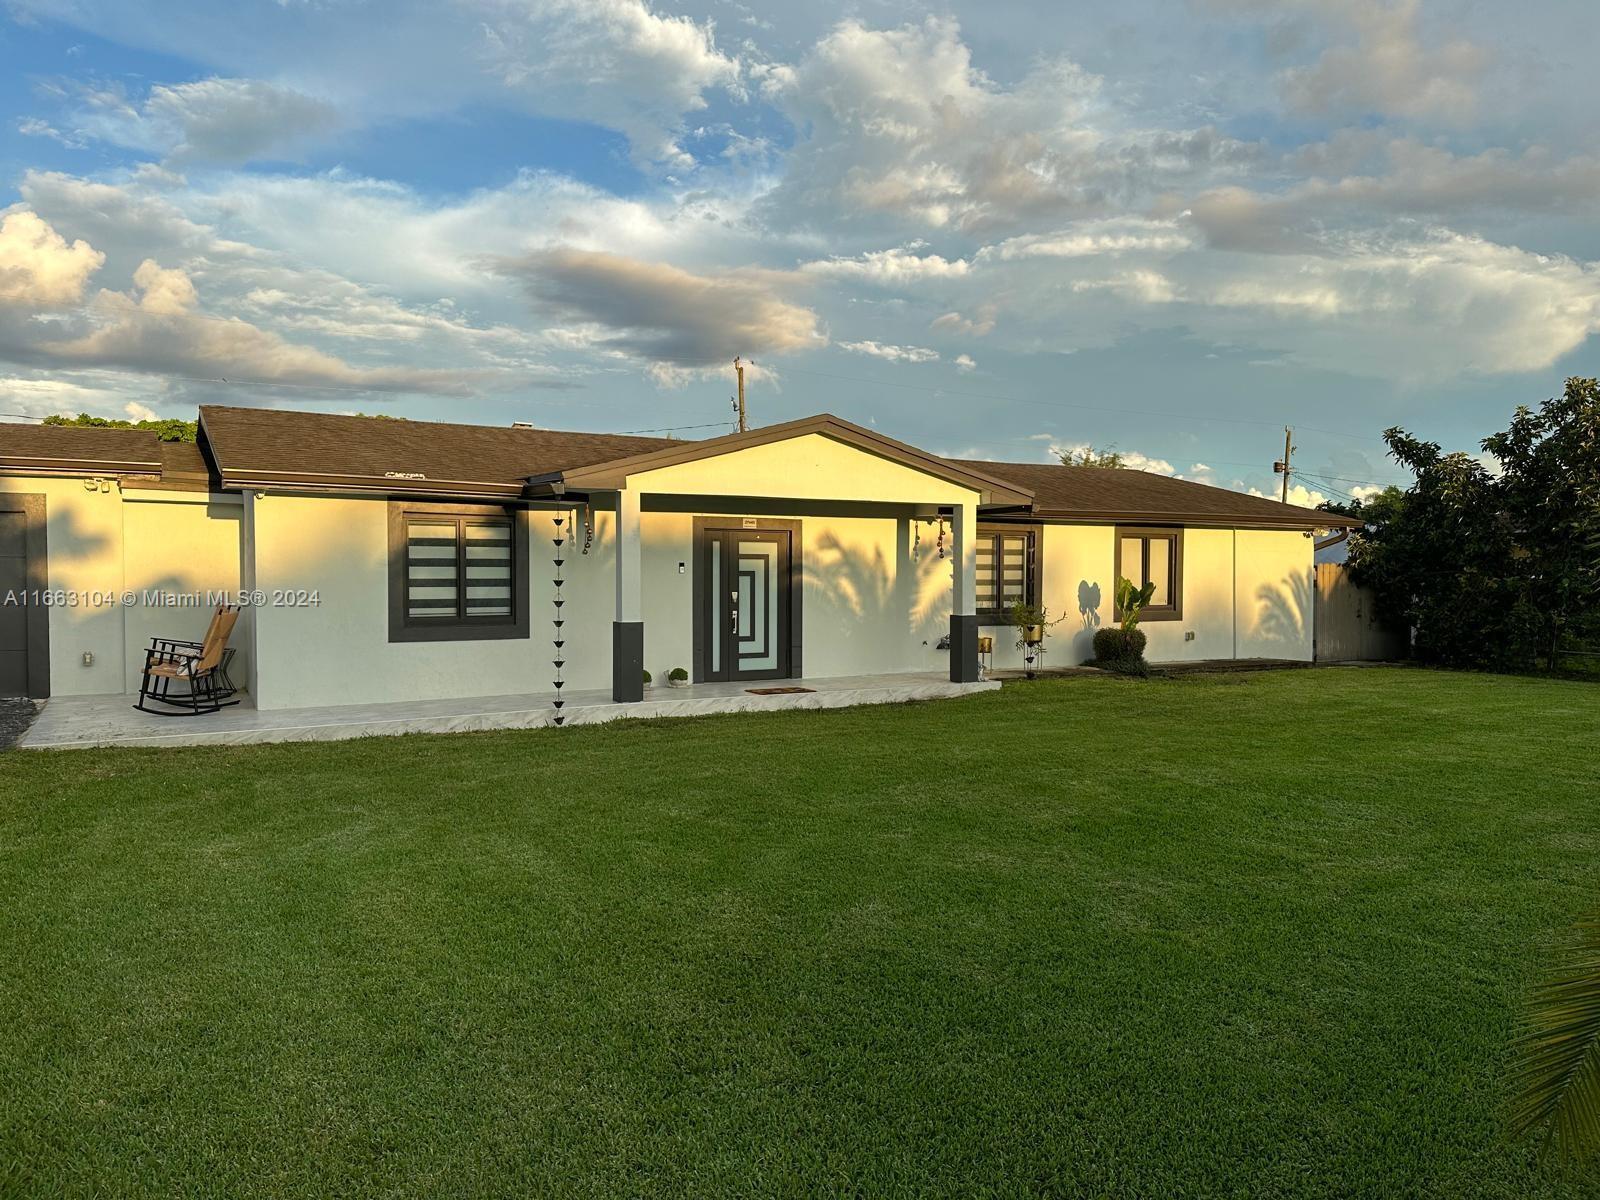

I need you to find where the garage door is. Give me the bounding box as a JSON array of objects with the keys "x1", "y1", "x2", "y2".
[{"x1": 0, "y1": 494, "x2": 48, "y2": 698}]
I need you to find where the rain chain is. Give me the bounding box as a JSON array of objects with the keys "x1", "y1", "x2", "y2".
[{"x1": 551, "y1": 509, "x2": 569, "y2": 726}]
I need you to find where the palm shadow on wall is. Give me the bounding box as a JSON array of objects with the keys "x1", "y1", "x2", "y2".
[
  {"x1": 1255, "y1": 569, "x2": 1314, "y2": 652},
  {"x1": 806, "y1": 527, "x2": 951, "y2": 666}
]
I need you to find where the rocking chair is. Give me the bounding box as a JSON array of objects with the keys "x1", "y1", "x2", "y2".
[{"x1": 135, "y1": 605, "x2": 241, "y2": 716}]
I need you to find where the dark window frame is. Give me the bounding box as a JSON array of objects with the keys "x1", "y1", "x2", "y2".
[
  {"x1": 974, "y1": 524, "x2": 1039, "y2": 624},
  {"x1": 1114, "y1": 526, "x2": 1184, "y2": 622},
  {"x1": 387, "y1": 501, "x2": 529, "y2": 643}
]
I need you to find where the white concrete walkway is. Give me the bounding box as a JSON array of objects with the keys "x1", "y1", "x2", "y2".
[{"x1": 18, "y1": 672, "x2": 999, "y2": 750}]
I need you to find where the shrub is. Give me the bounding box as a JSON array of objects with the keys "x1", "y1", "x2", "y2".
[
  {"x1": 1093, "y1": 627, "x2": 1147, "y2": 664},
  {"x1": 667, "y1": 667, "x2": 689, "y2": 682},
  {"x1": 642, "y1": 669, "x2": 652, "y2": 685}
]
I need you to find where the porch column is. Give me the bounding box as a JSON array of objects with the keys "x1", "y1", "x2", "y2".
[
  {"x1": 948, "y1": 499, "x2": 980, "y2": 682},
  {"x1": 612, "y1": 488, "x2": 644, "y2": 702}
]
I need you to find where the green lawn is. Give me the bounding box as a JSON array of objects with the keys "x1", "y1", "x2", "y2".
[{"x1": 3, "y1": 668, "x2": 1599, "y2": 1198}]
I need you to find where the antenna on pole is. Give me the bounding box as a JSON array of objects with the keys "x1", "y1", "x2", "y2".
[
  {"x1": 1274, "y1": 425, "x2": 1296, "y2": 503},
  {"x1": 733, "y1": 356, "x2": 747, "y2": 433}
]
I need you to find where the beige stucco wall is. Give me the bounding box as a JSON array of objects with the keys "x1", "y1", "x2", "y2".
[
  {"x1": 634, "y1": 510, "x2": 952, "y2": 684},
  {"x1": 985, "y1": 522, "x2": 1314, "y2": 668},
  {"x1": 979, "y1": 523, "x2": 1116, "y2": 672},
  {"x1": 625, "y1": 433, "x2": 978, "y2": 506},
  {"x1": 0, "y1": 475, "x2": 244, "y2": 697},
  {"x1": 1234, "y1": 529, "x2": 1315, "y2": 660},
  {"x1": 246, "y1": 495, "x2": 965, "y2": 709},
  {"x1": 244, "y1": 435, "x2": 988, "y2": 708},
  {"x1": 1, "y1": 474, "x2": 127, "y2": 695},
  {"x1": 120, "y1": 489, "x2": 245, "y2": 692}
]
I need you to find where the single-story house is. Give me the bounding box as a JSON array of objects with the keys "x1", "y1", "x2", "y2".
[{"x1": 1, "y1": 406, "x2": 1357, "y2": 708}]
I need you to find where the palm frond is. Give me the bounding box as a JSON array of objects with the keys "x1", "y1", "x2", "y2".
[{"x1": 1509, "y1": 918, "x2": 1600, "y2": 1160}]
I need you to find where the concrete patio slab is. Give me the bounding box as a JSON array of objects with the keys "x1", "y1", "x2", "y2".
[{"x1": 18, "y1": 672, "x2": 1000, "y2": 751}]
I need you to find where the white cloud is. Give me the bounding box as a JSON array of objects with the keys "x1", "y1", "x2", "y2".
[
  {"x1": 1070, "y1": 269, "x2": 1181, "y2": 304},
  {"x1": 838, "y1": 339, "x2": 939, "y2": 363},
  {"x1": 1050, "y1": 441, "x2": 1178, "y2": 475},
  {"x1": 1250, "y1": 482, "x2": 1330, "y2": 508},
  {"x1": 474, "y1": 0, "x2": 741, "y2": 168},
  {"x1": 930, "y1": 305, "x2": 997, "y2": 337},
  {"x1": 1199, "y1": 229, "x2": 1600, "y2": 375},
  {"x1": 762, "y1": 17, "x2": 1260, "y2": 235},
  {"x1": 0, "y1": 209, "x2": 106, "y2": 308},
  {"x1": 123, "y1": 400, "x2": 158, "y2": 421},
  {"x1": 36, "y1": 78, "x2": 338, "y2": 164},
  {"x1": 986, "y1": 218, "x2": 1193, "y2": 260},
  {"x1": 496, "y1": 247, "x2": 824, "y2": 367},
  {"x1": 761, "y1": 17, "x2": 1104, "y2": 233},
  {"x1": 33, "y1": 258, "x2": 482, "y2": 393},
  {"x1": 954, "y1": 353, "x2": 976, "y2": 372},
  {"x1": 144, "y1": 79, "x2": 339, "y2": 163},
  {"x1": 1279, "y1": 0, "x2": 1488, "y2": 122},
  {"x1": 800, "y1": 247, "x2": 971, "y2": 286}
]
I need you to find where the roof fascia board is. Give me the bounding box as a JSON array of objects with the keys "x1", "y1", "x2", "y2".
[
  {"x1": 0, "y1": 457, "x2": 162, "y2": 475},
  {"x1": 219, "y1": 467, "x2": 524, "y2": 499},
  {"x1": 1028, "y1": 509, "x2": 1361, "y2": 530}
]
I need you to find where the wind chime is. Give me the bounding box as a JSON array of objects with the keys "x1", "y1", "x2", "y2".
[
  {"x1": 912, "y1": 519, "x2": 921, "y2": 560},
  {"x1": 581, "y1": 502, "x2": 594, "y2": 556},
  {"x1": 551, "y1": 510, "x2": 569, "y2": 726},
  {"x1": 936, "y1": 515, "x2": 947, "y2": 559}
]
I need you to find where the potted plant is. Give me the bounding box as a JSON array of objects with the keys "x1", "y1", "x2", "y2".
[
  {"x1": 1007, "y1": 599, "x2": 1059, "y2": 678},
  {"x1": 642, "y1": 669, "x2": 653, "y2": 692},
  {"x1": 1091, "y1": 576, "x2": 1157, "y2": 675},
  {"x1": 667, "y1": 667, "x2": 690, "y2": 689}
]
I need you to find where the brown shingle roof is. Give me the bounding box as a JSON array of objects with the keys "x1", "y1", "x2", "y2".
[
  {"x1": 199, "y1": 405, "x2": 678, "y2": 497},
  {"x1": 954, "y1": 458, "x2": 1359, "y2": 529},
  {"x1": 158, "y1": 440, "x2": 212, "y2": 481},
  {"x1": 4, "y1": 408, "x2": 1360, "y2": 527},
  {"x1": 0, "y1": 423, "x2": 163, "y2": 473}
]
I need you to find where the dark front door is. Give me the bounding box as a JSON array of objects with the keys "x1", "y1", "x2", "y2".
[
  {"x1": 700, "y1": 527, "x2": 793, "y2": 682},
  {"x1": 0, "y1": 494, "x2": 47, "y2": 698}
]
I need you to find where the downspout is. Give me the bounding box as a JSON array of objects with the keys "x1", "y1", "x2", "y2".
[{"x1": 1231, "y1": 529, "x2": 1237, "y2": 661}]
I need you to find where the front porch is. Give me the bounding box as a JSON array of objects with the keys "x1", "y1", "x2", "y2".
[{"x1": 17, "y1": 671, "x2": 999, "y2": 750}]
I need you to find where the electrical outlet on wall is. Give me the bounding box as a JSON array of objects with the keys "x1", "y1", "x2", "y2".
[
  {"x1": 1184, "y1": 630, "x2": 1195, "y2": 642},
  {"x1": 82, "y1": 651, "x2": 94, "y2": 666}
]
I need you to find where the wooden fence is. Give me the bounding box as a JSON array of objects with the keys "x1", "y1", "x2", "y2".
[{"x1": 1313, "y1": 563, "x2": 1407, "y2": 662}]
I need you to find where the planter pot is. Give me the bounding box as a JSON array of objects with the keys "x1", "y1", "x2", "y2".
[
  {"x1": 668, "y1": 678, "x2": 691, "y2": 689},
  {"x1": 1023, "y1": 626, "x2": 1044, "y2": 645}
]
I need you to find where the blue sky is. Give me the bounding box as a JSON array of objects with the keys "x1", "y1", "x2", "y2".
[{"x1": 1, "y1": 0, "x2": 1597, "y2": 504}]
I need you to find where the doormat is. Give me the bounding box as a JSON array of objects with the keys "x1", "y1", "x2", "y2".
[{"x1": 746, "y1": 686, "x2": 816, "y2": 696}]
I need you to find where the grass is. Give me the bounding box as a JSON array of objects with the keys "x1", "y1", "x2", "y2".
[{"x1": 2, "y1": 666, "x2": 1599, "y2": 1198}]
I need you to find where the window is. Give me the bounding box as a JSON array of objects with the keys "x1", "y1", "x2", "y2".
[
  {"x1": 974, "y1": 527, "x2": 1037, "y2": 620},
  {"x1": 1115, "y1": 527, "x2": 1183, "y2": 621},
  {"x1": 388, "y1": 503, "x2": 528, "y2": 642}
]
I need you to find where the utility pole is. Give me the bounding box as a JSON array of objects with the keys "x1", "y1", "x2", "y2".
[
  {"x1": 733, "y1": 356, "x2": 747, "y2": 433},
  {"x1": 1274, "y1": 425, "x2": 1295, "y2": 503}
]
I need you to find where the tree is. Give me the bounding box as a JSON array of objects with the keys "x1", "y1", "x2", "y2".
[
  {"x1": 1482, "y1": 377, "x2": 1600, "y2": 670},
  {"x1": 1343, "y1": 378, "x2": 1600, "y2": 673},
  {"x1": 42, "y1": 412, "x2": 198, "y2": 443},
  {"x1": 1059, "y1": 445, "x2": 1126, "y2": 469}
]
